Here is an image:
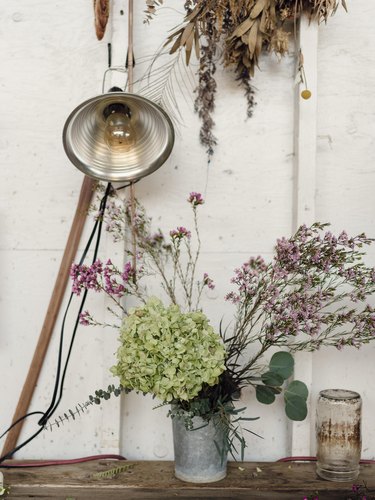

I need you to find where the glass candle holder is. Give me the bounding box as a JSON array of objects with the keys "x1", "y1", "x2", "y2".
[{"x1": 316, "y1": 389, "x2": 362, "y2": 482}]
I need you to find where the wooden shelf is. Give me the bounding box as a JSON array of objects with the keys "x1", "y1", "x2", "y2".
[{"x1": 2, "y1": 460, "x2": 375, "y2": 499}]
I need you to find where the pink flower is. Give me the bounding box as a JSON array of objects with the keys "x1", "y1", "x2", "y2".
[
  {"x1": 170, "y1": 226, "x2": 191, "y2": 239},
  {"x1": 70, "y1": 260, "x2": 103, "y2": 296},
  {"x1": 188, "y1": 192, "x2": 204, "y2": 206},
  {"x1": 79, "y1": 311, "x2": 92, "y2": 326},
  {"x1": 203, "y1": 273, "x2": 215, "y2": 290}
]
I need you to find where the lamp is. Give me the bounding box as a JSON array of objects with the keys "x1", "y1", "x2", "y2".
[{"x1": 63, "y1": 92, "x2": 175, "y2": 182}]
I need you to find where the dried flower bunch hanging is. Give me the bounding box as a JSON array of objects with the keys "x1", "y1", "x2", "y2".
[{"x1": 147, "y1": 0, "x2": 347, "y2": 157}]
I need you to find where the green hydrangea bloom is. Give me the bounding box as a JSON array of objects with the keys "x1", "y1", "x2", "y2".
[{"x1": 111, "y1": 298, "x2": 226, "y2": 402}]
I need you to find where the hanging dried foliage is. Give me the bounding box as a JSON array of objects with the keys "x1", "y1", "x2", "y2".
[
  {"x1": 148, "y1": 0, "x2": 347, "y2": 157},
  {"x1": 144, "y1": 0, "x2": 164, "y2": 24},
  {"x1": 94, "y1": 0, "x2": 110, "y2": 41}
]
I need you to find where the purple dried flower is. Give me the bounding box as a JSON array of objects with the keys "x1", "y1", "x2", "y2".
[
  {"x1": 170, "y1": 226, "x2": 191, "y2": 239},
  {"x1": 146, "y1": 231, "x2": 164, "y2": 247},
  {"x1": 225, "y1": 291, "x2": 240, "y2": 303},
  {"x1": 122, "y1": 262, "x2": 136, "y2": 283},
  {"x1": 188, "y1": 192, "x2": 204, "y2": 206},
  {"x1": 203, "y1": 272, "x2": 215, "y2": 290},
  {"x1": 103, "y1": 261, "x2": 126, "y2": 297},
  {"x1": 79, "y1": 311, "x2": 92, "y2": 326},
  {"x1": 70, "y1": 260, "x2": 103, "y2": 296},
  {"x1": 275, "y1": 237, "x2": 301, "y2": 270}
]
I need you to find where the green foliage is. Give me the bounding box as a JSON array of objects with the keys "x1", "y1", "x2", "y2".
[
  {"x1": 93, "y1": 464, "x2": 134, "y2": 479},
  {"x1": 89, "y1": 384, "x2": 126, "y2": 405},
  {"x1": 46, "y1": 385, "x2": 127, "y2": 430},
  {"x1": 0, "y1": 485, "x2": 10, "y2": 497},
  {"x1": 284, "y1": 395, "x2": 308, "y2": 421},
  {"x1": 284, "y1": 380, "x2": 309, "y2": 421},
  {"x1": 261, "y1": 371, "x2": 284, "y2": 387},
  {"x1": 256, "y1": 385, "x2": 279, "y2": 405},
  {"x1": 111, "y1": 298, "x2": 226, "y2": 402},
  {"x1": 285, "y1": 380, "x2": 309, "y2": 400},
  {"x1": 255, "y1": 351, "x2": 308, "y2": 421},
  {"x1": 269, "y1": 351, "x2": 294, "y2": 379}
]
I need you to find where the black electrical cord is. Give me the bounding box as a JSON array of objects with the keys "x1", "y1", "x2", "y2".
[{"x1": 0, "y1": 182, "x2": 113, "y2": 465}]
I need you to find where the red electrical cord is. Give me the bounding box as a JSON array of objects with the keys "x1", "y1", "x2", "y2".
[
  {"x1": 4, "y1": 454, "x2": 375, "y2": 468},
  {"x1": 0, "y1": 454, "x2": 126, "y2": 468}
]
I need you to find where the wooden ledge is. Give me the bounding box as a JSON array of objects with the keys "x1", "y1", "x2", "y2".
[{"x1": 2, "y1": 460, "x2": 375, "y2": 499}]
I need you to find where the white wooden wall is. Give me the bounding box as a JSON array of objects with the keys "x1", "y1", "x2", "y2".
[{"x1": 0, "y1": 0, "x2": 375, "y2": 462}]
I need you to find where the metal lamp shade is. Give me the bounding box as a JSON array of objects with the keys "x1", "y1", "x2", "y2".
[{"x1": 63, "y1": 92, "x2": 175, "y2": 182}]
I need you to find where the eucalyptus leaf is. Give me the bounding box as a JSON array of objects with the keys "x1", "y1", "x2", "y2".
[
  {"x1": 269, "y1": 351, "x2": 294, "y2": 379},
  {"x1": 285, "y1": 395, "x2": 308, "y2": 421},
  {"x1": 261, "y1": 371, "x2": 284, "y2": 387},
  {"x1": 285, "y1": 380, "x2": 309, "y2": 401},
  {"x1": 256, "y1": 385, "x2": 276, "y2": 405}
]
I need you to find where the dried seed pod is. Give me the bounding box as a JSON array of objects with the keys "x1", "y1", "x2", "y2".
[
  {"x1": 94, "y1": 0, "x2": 110, "y2": 41},
  {"x1": 301, "y1": 89, "x2": 312, "y2": 100}
]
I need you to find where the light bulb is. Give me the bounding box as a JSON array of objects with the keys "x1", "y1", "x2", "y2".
[{"x1": 103, "y1": 103, "x2": 136, "y2": 151}]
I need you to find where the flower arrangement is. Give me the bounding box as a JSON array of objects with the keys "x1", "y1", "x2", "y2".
[{"x1": 70, "y1": 188, "x2": 375, "y2": 458}]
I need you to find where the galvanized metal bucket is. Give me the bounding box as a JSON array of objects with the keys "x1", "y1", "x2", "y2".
[{"x1": 172, "y1": 413, "x2": 228, "y2": 483}]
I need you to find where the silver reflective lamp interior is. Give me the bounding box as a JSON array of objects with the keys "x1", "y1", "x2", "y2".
[{"x1": 63, "y1": 91, "x2": 175, "y2": 182}]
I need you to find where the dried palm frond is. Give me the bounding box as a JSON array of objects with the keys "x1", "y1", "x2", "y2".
[
  {"x1": 307, "y1": 0, "x2": 347, "y2": 22},
  {"x1": 144, "y1": 0, "x2": 164, "y2": 24},
  {"x1": 135, "y1": 48, "x2": 196, "y2": 127}
]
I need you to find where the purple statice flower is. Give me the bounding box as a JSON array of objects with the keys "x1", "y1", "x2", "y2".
[
  {"x1": 145, "y1": 231, "x2": 164, "y2": 247},
  {"x1": 103, "y1": 260, "x2": 126, "y2": 297},
  {"x1": 79, "y1": 310, "x2": 92, "y2": 326},
  {"x1": 170, "y1": 226, "x2": 191, "y2": 240},
  {"x1": 203, "y1": 273, "x2": 215, "y2": 290},
  {"x1": 338, "y1": 230, "x2": 349, "y2": 246},
  {"x1": 225, "y1": 291, "x2": 240, "y2": 303},
  {"x1": 295, "y1": 224, "x2": 314, "y2": 243},
  {"x1": 323, "y1": 230, "x2": 337, "y2": 246},
  {"x1": 70, "y1": 260, "x2": 103, "y2": 296},
  {"x1": 122, "y1": 261, "x2": 136, "y2": 283},
  {"x1": 248, "y1": 256, "x2": 267, "y2": 272},
  {"x1": 229, "y1": 257, "x2": 266, "y2": 298},
  {"x1": 188, "y1": 192, "x2": 204, "y2": 206},
  {"x1": 275, "y1": 237, "x2": 301, "y2": 271}
]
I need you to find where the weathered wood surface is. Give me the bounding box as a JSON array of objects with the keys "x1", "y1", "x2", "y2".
[{"x1": 2, "y1": 460, "x2": 375, "y2": 499}]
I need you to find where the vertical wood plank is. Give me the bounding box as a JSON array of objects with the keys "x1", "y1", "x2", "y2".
[
  {"x1": 290, "y1": 14, "x2": 319, "y2": 457},
  {"x1": 97, "y1": 0, "x2": 128, "y2": 455}
]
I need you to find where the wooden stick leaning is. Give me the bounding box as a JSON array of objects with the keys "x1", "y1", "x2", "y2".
[{"x1": 2, "y1": 175, "x2": 96, "y2": 458}]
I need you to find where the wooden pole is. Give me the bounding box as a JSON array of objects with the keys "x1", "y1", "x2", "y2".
[
  {"x1": 290, "y1": 13, "x2": 318, "y2": 457},
  {"x1": 2, "y1": 175, "x2": 96, "y2": 458}
]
